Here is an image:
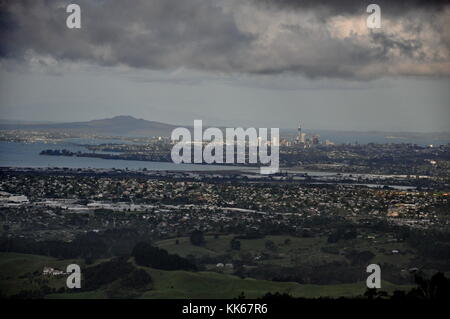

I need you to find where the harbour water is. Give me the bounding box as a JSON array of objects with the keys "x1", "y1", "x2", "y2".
[
  {"x1": 0, "y1": 141, "x2": 248, "y2": 171},
  {"x1": 0, "y1": 141, "x2": 424, "y2": 189}
]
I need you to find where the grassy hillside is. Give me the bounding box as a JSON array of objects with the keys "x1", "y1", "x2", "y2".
[
  {"x1": 140, "y1": 268, "x2": 407, "y2": 299},
  {"x1": 0, "y1": 252, "x2": 413, "y2": 299}
]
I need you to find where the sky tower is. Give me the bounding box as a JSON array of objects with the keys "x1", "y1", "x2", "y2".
[{"x1": 297, "y1": 122, "x2": 306, "y2": 144}]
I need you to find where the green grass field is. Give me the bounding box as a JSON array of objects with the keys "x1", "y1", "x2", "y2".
[{"x1": 155, "y1": 234, "x2": 416, "y2": 270}]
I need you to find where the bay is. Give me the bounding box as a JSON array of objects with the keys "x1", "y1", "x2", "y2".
[{"x1": 0, "y1": 141, "x2": 250, "y2": 171}]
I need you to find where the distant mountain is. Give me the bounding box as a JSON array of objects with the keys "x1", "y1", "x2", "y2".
[{"x1": 0, "y1": 116, "x2": 179, "y2": 137}]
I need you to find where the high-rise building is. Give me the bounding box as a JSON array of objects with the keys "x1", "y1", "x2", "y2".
[
  {"x1": 300, "y1": 133, "x2": 306, "y2": 144},
  {"x1": 312, "y1": 135, "x2": 320, "y2": 145},
  {"x1": 297, "y1": 123, "x2": 306, "y2": 144}
]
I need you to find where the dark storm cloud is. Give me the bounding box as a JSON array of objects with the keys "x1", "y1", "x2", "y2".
[
  {"x1": 253, "y1": 0, "x2": 449, "y2": 16},
  {"x1": 0, "y1": 0, "x2": 253, "y2": 71},
  {"x1": 0, "y1": 0, "x2": 449, "y2": 79}
]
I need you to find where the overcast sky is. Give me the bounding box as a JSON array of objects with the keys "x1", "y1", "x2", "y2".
[{"x1": 0, "y1": 0, "x2": 449, "y2": 132}]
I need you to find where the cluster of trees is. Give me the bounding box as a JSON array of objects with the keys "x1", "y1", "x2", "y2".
[
  {"x1": 405, "y1": 229, "x2": 450, "y2": 260},
  {"x1": 345, "y1": 250, "x2": 375, "y2": 266},
  {"x1": 83, "y1": 257, "x2": 152, "y2": 292},
  {"x1": 0, "y1": 228, "x2": 153, "y2": 261},
  {"x1": 190, "y1": 230, "x2": 206, "y2": 246},
  {"x1": 364, "y1": 272, "x2": 450, "y2": 300},
  {"x1": 238, "y1": 262, "x2": 365, "y2": 285},
  {"x1": 0, "y1": 233, "x2": 108, "y2": 260},
  {"x1": 264, "y1": 240, "x2": 278, "y2": 252},
  {"x1": 132, "y1": 242, "x2": 196, "y2": 271},
  {"x1": 327, "y1": 227, "x2": 358, "y2": 243},
  {"x1": 230, "y1": 238, "x2": 241, "y2": 251}
]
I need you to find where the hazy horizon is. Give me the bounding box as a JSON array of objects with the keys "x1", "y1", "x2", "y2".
[{"x1": 1, "y1": 114, "x2": 450, "y2": 135}]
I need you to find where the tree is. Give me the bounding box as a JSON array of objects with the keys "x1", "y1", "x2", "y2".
[
  {"x1": 131, "y1": 242, "x2": 196, "y2": 271},
  {"x1": 230, "y1": 238, "x2": 241, "y2": 251},
  {"x1": 83, "y1": 257, "x2": 134, "y2": 291},
  {"x1": 190, "y1": 230, "x2": 205, "y2": 246},
  {"x1": 409, "y1": 272, "x2": 450, "y2": 300},
  {"x1": 363, "y1": 288, "x2": 388, "y2": 300},
  {"x1": 265, "y1": 240, "x2": 277, "y2": 251}
]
